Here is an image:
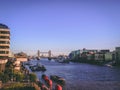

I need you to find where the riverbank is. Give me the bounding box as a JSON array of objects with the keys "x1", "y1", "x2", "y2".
[
  {"x1": 112, "y1": 62, "x2": 120, "y2": 67},
  {"x1": 1, "y1": 82, "x2": 40, "y2": 90},
  {"x1": 70, "y1": 59, "x2": 105, "y2": 66},
  {"x1": 0, "y1": 59, "x2": 40, "y2": 90},
  {"x1": 69, "y1": 58, "x2": 118, "y2": 66}
]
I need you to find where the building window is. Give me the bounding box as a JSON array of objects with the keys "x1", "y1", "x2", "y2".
[
  {"x1": 0, "y1": 46, "x2": 9, "y2": 49},
  {"x1": 0, "y1": 51, "x2": 9, "y2": 54},
  {"x1": 0, "y1": 56, "x2": 8, "y2": 59},
  {"x1": 0, "y1": 31, "x2": 10, "y2": 34},
  {"x1": 0, "y1": 51, "x2": 5, "y2": 54},
  {"x1": 0, "y1": 41, "x2": 10, "y2": 44},
  {"x1": 0, "y1": 36, "x2": 10, "y2": 39}
]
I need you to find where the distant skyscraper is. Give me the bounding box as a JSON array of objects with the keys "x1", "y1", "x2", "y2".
[
  {"x1": 37, "y1": 50, "x2": 40, "y2": 57},
  {"x1": 0, "y1": 23, "x2": 10, "y2": 71},
  {"x1": 37, "y1": 50, "x2": 40, "y2": 60}
]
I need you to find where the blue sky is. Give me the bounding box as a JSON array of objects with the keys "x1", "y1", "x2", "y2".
[{"x1": 0, "y1": 0, "x2": 120, "y2": 55}]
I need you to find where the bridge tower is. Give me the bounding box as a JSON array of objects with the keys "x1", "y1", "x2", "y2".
[
  {"x1": 37, "y1": 50, "x2": 40, "y2": 57},
  {"x1": 48, "y1": 50, "x2": 52, "y2": 60}
]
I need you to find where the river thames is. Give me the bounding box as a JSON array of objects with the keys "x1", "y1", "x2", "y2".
[{"x1": 27, "y1": 58, "x2": 120, "y2": 90}]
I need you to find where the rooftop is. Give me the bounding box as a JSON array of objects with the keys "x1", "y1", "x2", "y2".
[{"x1": 0, "y1": 23, "x2": 9, "y2": 29}]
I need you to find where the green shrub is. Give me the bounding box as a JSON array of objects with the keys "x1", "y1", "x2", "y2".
[{"x1": 3, "y1": 83, "x2": 37, "y2": 90}]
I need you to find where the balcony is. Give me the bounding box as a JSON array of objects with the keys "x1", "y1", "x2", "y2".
[
  {"x1": 0, "y1": 39, "x2": 10, "y2": 41},
  {"x1": 0, "y1": 44, "x2": 10, "y2": 46},
  {"x1": 0, "y1": 48, "x2": 9, "y2": 50},
  {"x1": 0, "y1": 29, "x2": 9, "y2": 31},
  {"x1": 0, "y1": 54, "x2": 9, "y2": 56},
  {"x1": 0, "y1": 59, "x2": 8, "y2": 64},
  {"x1": 0, "y1": 34, "x2": 10, "y2": 36}
]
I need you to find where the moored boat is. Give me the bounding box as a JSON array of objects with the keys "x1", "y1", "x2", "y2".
[
  {"x1": 29, "y1": 64, "x2": 46, "y2": 72},
  {"x1": 50, "y1": 75, "x2": 65, "y2": 85}
]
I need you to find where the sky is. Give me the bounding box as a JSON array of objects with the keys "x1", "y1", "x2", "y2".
[{"x1": 0, "y1": 0, "x2": 120, "y2": 56}]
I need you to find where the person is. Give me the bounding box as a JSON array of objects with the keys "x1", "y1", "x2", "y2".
[
  {"x1": 55, "y1": 84, "x2": 62, "y2": 90},
  {"x1": 41, "y1": 83, "x2": 49, "y2": 90},
  {"x1": 47, "y1": 79, "x2": 52, "y2": 90},
  {"x1": 44, "y1": 76, "x2": 49, "y2": 81},
  {"x1": 42, "y1": 74, "x2": 49, "y2": 81}
]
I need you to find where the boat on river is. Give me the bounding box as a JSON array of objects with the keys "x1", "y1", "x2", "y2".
[
  {"x1": 29, "y1": 63, "x2": 46, "y2": 72},
  {"x1": 56, "y1": 55, "x2": 69, "y2": 63},
  {"x1": 50, "y1": 75, "x2": 65, "y2": 85},
  {"x1": 36, "y1": 57, "x2": 40, "y2": 60},
  {"x1": 48, "y1": 57, "x2": 52, "y2": 60}
]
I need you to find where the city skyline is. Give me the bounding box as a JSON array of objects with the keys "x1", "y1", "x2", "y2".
[{"x1": 0, "y1": 0, "x2": 120, "y2": 55}]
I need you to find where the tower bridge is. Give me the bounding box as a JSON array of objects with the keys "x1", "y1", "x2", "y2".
[{"x1": 37, "y1": 50, "x2": 52, "y2": 58}]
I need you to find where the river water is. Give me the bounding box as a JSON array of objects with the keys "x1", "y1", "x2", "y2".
[{"x1": 28, "y1": 58, "x2": 120, "y2": 90}]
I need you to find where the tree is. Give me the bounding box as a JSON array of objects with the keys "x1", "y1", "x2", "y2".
[
  {"x1": 0, "y1": 71, "x2": 9, "y2": 83},
  {"x1": 29, "y1": 73, "x2": 37, "y2": 83},
  {"x1": 0, "y1": 72, "x2": 3, "y2": 81},
  {"x1": 2, "y1": 73, "x2": 9, "y2": 83},
  {"x1": 14, "y1": 72, "x2": 24, "y2": 82}
]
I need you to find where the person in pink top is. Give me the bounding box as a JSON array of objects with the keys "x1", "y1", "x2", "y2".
[
  {"x1": 55, "y1": 84, "x2": 62, "y2": 90},
  {"x1": 44, "y1": 76, "x2": 49, "y2": 81},
  {"x1": 46, "y1": 79, "x2": 52, "y2": 90}
]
